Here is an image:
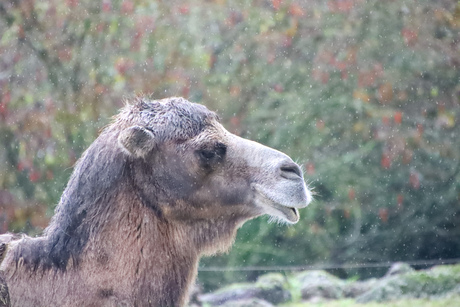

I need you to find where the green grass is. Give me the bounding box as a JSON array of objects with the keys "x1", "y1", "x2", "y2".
[{"x1": 281, "y1": 296, "x2": 460, "y2": 307}]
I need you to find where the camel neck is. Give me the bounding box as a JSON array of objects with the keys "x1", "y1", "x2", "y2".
[
  {"x1": 77, "y1": 195, "x2": 199, "y2": 306},
  {"x1": 6, "y1": 188, "x2": 241, "y2": 306}
]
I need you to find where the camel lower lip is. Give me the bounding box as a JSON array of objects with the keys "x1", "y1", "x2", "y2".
[
  {"x1": 253, "y1": 186, "x2": 301, "y2": 223},
  {"x1": 270, "y1": 202, "x2": 299, "y2": 223}
]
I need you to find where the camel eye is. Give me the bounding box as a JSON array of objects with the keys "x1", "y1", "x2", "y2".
[
  {"x1": 200, "y1": 150, "x2": 215, "y2": 160},
  {"x1": 197, "y1": 142, "x2": 227, "y2": 165}
]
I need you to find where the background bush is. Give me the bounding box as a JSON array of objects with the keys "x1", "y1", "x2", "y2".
[{"x1": 0, "y1": 0, "x2": 459, "y2": 290}]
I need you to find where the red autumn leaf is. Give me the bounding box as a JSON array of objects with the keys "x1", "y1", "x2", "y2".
[
  {"x1": 401, "y1": 28, "x2": 418, "y2": 46},
  {"x1": 96, "y1": 23, "x2": 105, "y2": 33},
  {"x1": 209, "y1": 53, "x2": 217, "y2": 69},
  {"x1": 131, "y1": 32, "x2": 142, "y2": 51},
  {"x1": 409, "y1": 171, "x2": 420, "y2": 189},
  {"x1": 0, "y1": 219, "x2": 8, "y2": 234},
  {"x1": 46, "y1": 170, "x2": 54, "y2": 180},
  {"x1": 328, "y1": 0, "x2": 354, "y2": 13},
  {"x1": 66, "y1": 0, "x2": 78, "y2": 7},
  {"x1": 230, "y1": 116, "x2": 240, "y2": 128},
  {"x1": 95, "y1": 84, "x2": 106, "y2": 95},
  {"x1": 336, "y1": 0, "x2": 354, "y2": 12},
  {"x1": 437, "y1": 103, "x2": 445, "y2": 113},
  {"x1": 320, "y1": 72, "x2": 330, "y2": 84},
  {"x1": 102, "y1": 0, "x2": 111, "y2": 12},
  {"x1": 382, "y1": 116, "x2": 390, "y2": 126},
  {"x1": 316, "y1": 119, "x2": 325, "y2": 131},
  {"x1": 289, "y1": 3, "x2": 305, "y2": 17},
  {"x1": 327, "y1": 1, "x2": 336, "y2": 12},
  {"x1": 178, "y1": 4, "x2": 190, "y2": 15},
  {"x1": 229, "y1": 86, "x2": 241, "y2": 97},
  {"x1": 115, "y1": 57, "x2": 134, "y2": 75},
  {"x1": 17, "y1": 160, "x2": 32, "y2": 172},
  {"x1": 358, "y1": 71, "x2": 376, "y2": 87},
  {"x1": 306, "y1": 162, "x2": 315, "y2": 175},
  {"x1": 18, "y1": 25, "x2": 25, "y2": 39},
  {"x1": 348, "y1": 188, "x2": 355, "y2": 200},
  {"x1": 17, "y1": 162, "x2": 26, "y2": 172},
  {"x1": 181, "y1": 84, "x2": 190, "y2": 98},
  {"x1": 417, "y1": 124, "x2": 424, "y2": 136},
  {"x1": 394, "y1": 111, "x2": 402, "y2": 124},
  {"x1": 121, "y1": 0, "x2": 134, "y2": 14},
  {"x1": 0, "y1": 103, "x2": 7, "y2": 118},
  {"x1": 272, "y1": 0, "x2": 282, "y2": 10},
  {"x1": 397, "y1": 194, "x2": 404, "y2": 209},
  {"x1": 403, "y1": 149, "x2": 413, "y2": 164},
  {"x1": 57, "y1": 47, "x2": 72, "y2": 62},
  {"x1": 13, "y1": 53, "x2": 21, "y2": 64},
  {"x1": 226, "y1": 12, "x2": 243, "y2": 27},
  {"x1": 266, "y1": 53, "x2": 276, "y2": 64},
  {"x1": 377, "y1": 82, "x2": 394, "y2": 104},
  {"x1": 334, "y1": 60, "x2": 347, "y2": 71},
  {"x1": 373, "y1": 63, "x2": 384, "y2": 75},
  {"x1": 273, "y1": 84, "x2": 284, "y2": 93},
  {"x1": 283, "y1": 35, "x2": 293, "y2": 48},
  {"x1": 0, "y1": 91, "x2": 9, "y2": 116},
  {"x1": 379, "y1": 208, "x2": 389, "y2": 223},
  {"x1": 381, "y1": 152, "x2": 391, "y2": 169},
  {"x1": 45, "y1": 127, "x2": 52, "y2": 138},
  {"x1": 318, "y1": 50, "x2": 334, "y2": 63},
  {"x1": 397, "y1": 90, "x2": 408, "y2": 101},
  {"x1": 29, "y1": 169, "x2": 41, "y2": 183}
]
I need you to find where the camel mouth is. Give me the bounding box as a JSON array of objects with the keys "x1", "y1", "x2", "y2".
[
  {"x1": 253, "y1": 185, "x2": 302, "y2": 224},
  {"x1": 269, "y1": 202, "x2": 300, "y2": 223}
]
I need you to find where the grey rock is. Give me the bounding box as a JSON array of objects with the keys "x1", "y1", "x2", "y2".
[
  {"x1": 220, "y1": 298, "x2": 274, "y2": 307},
  {"x1": 342, "y1": 278, "x2": 378, "y2": 298},
  {"x1": 444, "y1": 285, "x2": 460, "y2": 298},
  {"x1": 255, "y1": 273, "x2": 291, "y2": 304},
  {"x1": 355, "y1": 276, "x2": 407, "y2": 303},
  {"x1": 295, "y1": 270, "x2": 345, "y2": 300},
  {"x1": 198, "y1": 283, "x2": 261, "y2": 306},
  {"x1": 198, "y1": 273, "x2": 291, "y2": 306},
  {"x1": 187, "y1": 283, "x2": 202, "y2": 306},
  {"x1": 384, "y1": 262, "x2": 414, "y2": 277},
  {"x1": 356, "y1": 264, "x2": 460, "y2": 303}
]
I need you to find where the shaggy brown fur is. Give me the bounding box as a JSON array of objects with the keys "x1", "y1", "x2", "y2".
[{"x1": 0, "y1": 97, "x2": 311, "y2": 306}]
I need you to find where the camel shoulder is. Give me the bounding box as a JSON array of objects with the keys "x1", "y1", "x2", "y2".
[
  {"x1": 0, "y1": 234, "x2": 17, "y2": 307},
  {"x1": 0, "y1": 233, "x2": 21, "y2": 263}
]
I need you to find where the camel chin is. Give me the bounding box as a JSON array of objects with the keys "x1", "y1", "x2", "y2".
[{"x1": 252, "y1": 183, "x2": 311, "y2": 224}]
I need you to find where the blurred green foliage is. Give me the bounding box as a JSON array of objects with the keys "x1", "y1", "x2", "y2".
[{"x1": 0, "y1": 0, "x2": 459, "y2": 290}]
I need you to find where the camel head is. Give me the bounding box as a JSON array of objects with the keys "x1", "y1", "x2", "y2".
[{"x1": 117, "y1": 97, "x2": 312, "y2": 226}]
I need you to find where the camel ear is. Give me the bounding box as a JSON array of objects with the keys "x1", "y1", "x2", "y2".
[{"x1": 118, "y1": 126, "x2": 156, "y2": 158}]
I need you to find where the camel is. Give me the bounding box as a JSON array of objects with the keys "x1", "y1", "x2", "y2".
[{"x1": 0, "y1": 97, "x2": 312, "y2": 306}]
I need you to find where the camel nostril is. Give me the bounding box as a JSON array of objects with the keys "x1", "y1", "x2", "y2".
[{"x1": 280, "y1": 163, "x2": 302, "y2": 179}]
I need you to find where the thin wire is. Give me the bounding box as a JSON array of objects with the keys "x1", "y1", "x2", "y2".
[{"x1": 198, "y1": 258, "x2": 460, "y2": 272}]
